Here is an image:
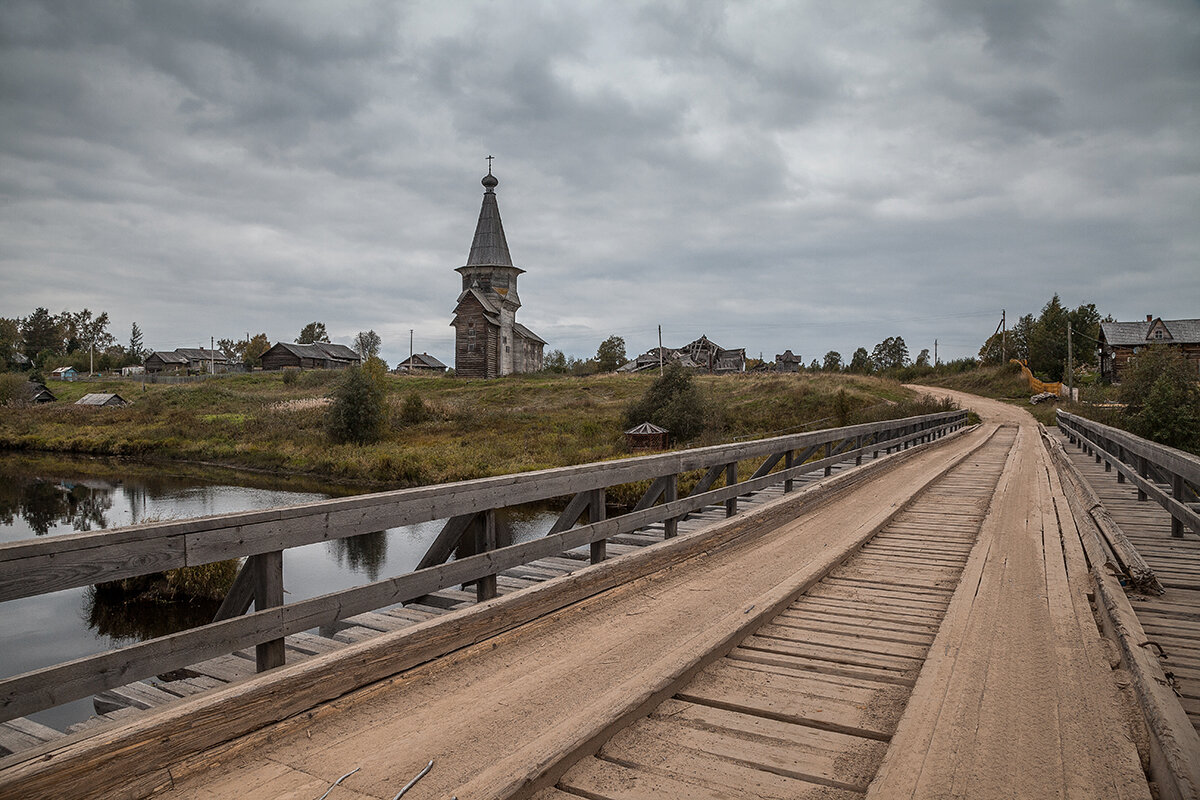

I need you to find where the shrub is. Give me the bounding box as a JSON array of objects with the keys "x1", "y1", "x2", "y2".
[
  {"x1": 326, "y1": 358, "x2": 390, "y2": 444},
  {"x1": 281, "y1": 369, "x2": 299, "y2": 385},
  {"x1": 0, "y1": 373, "x2": 29, "y2": 407},
  {"x1": 1118, "y1": 345, "x2": 1200, "y2": 451},
  {"x1": 397, "y1": 391, "x2": 432, "y2": 426},
  {"x1": 623, "y1": 362, "x2": 717, "y2": 443}
]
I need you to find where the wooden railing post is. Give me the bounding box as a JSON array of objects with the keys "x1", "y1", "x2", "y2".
[
  {"x1": 1172, "y1": 474, "x2": 1185, "y2": 538},
  {"x1": 1116, "y1": 445, "x2": 1126, "y2": 483},
  {"x1": 783, "y1": 450, "x2": 795, "y2": 493},
  {"x1": 664, "y1": 475, "x2": 678, "y2": 538},
  {"x1": 253, "y1": 551, "x2": 285, "y2": 672},
  {"x1": 1138, "y1": 456, "x2": 1149, "y2": 502},
  {"x1": 725, "y1": 463, "x2": 738, "y2": 517},
  {"x1": 476, "y1": 510, "x2": 498, "y2": 600},
  {"x1": 855, "y1": 435, "x2": 863, "y2": 466},
  {"x1": 824, "y1": 441, "x2": 833, "y2": 476},
  {"x1": 589, "y1": 489, "x2": 607, "y2": 563}
]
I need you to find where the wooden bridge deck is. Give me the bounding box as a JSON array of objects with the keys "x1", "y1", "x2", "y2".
[{"x1": 1053, "y1": 428, "x2": 1200, "y2": 735}]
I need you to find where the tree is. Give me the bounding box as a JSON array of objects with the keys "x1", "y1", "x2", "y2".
[
  {"x1": 1067, "y1": 303, "x2": 1102, "y2": 368},
  {"x1": 848, "y1": 347, "x2": 872, "y2": 374},
  {"x1": 216, "y1": 337, "x2": 244, "y2": 363},
  {"x1": 914, "y1": 349, "x2": 931, "y2": 368},
  {"x1": 871, "y1": 336, "x2": 909, "y2": 371},
  {"x1": 1010, "y1": 313, "x2": 1034, "y2": 364},
  {"x1": 808, "y1": 359, "x2": 821, "y2": 371},
  {"x1": 326, "y1": 356, "x2": 390, "y2": 444},
  {"x1": 244, "y1": 333, "x2": 271, "y2": 368},
  {"x1": 0, "y1": 318, "x2": 21, "y2": 371},
  {"x1": 1029, "y1": 294, "x2": 1070, "y2": 381},
  {"x1": 21, "y1": 307, "x2": 62, "y2": 360},
  {"x1": 822, "y1": 351, "x2": 843, "y2": 372},
  {"x1": 297, "y1": 322, "x2": 330, "y2": 344},
  {"x1": 623, "y1": 361, "x2": 713, "y2": 443},
  {"x1": 542, "y1": 349, "x2": 568, "y2": 374},
  {"x1": 128, "y1": 323, "x2": 145, "y2": 363},
  {"x1": 1118, "y1": 345, "x2": 1200, "y2": 450},
  {"x1": 596, "y1": 335, "x2": 627, "y2": 372},
  {"x1": 354, "y1": 330, "x2": 382, "y2": 361}
]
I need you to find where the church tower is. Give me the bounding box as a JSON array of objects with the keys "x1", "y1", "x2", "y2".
[{"x1": 451, "y1": 164, "x2": 545, "y2": 378}]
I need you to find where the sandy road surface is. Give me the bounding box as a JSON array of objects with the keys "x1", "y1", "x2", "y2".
[
  {"x1": 867, "y1": 387, "x2": 1149, "y2": 799},
  {"x1": 148, "y1": 423, "x2": 991, "y2": 799}
]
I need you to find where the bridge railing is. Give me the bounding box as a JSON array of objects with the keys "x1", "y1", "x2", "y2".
[
  {"x1": 0, "y1": 409, "x2": 966, "y2": 724},
  {"x1": 1057, "y1": 410, "x2": 1200, "y2": 539}
]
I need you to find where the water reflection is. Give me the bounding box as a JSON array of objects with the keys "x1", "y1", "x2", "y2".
[
  {"x1": 0, "y1": 477, "x2": 115, "y2": 536},
  {"x1": 82, "y1": 589, "x2": 222, "y2": 645},
  {"x1": 330, "y1": 532, "x2": 388, "y2": 582}
]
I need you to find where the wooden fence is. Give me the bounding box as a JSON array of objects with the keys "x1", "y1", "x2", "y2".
[
  {"x1": 1057, "y1": 410, "x2": 1200, "y2": 539},
  {"x1": 0, "y1": 410, "x2": 965, "y2": 724}
]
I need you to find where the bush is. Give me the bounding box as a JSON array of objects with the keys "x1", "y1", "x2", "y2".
[
  {"x1": 397, "y1": 391, "x2": 432, "y2": 426},
  {"x1": 0, "y1": 373, "x2": 29, "y2": 407},
  {"x1": 1118, "y1": 345, "x2": 1200, "y2": 451},
  {"x1": 326, "y1": 358, "x2": 390, "y2": 444},
  {"x1": 623, "y1": 362, "x2": 717, "y2": 443},
  {"x1": 281, "y1": 369, "x2": 299, "y2": 385}
]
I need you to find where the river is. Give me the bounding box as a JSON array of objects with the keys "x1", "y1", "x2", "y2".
[{"x1": 0, "y1": 453, "x2": 559, "y2": 731}]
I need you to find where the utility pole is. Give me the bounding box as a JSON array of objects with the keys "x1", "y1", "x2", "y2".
[
  {"x1": 934, "y1": 339, "x2": 938, "y2": 366},
  {"x1": 1067, "y1": 321, "x2": 1074, "y2": 403},
  {"x1": 211, "y1": 336, "x2": 215, "y2": 375},
  {"x1": 409, "y1": 329, "x2": 414, "y2": 375},
  {"x1": 1001, "y1": 309, "x2": 1007, "y2": 362},
  {"x1": 658, "y1": 325, "x2": 664, "y2": 376},
  {"x1": 89, "y1": 342, "x2": 94, "y2": 376}
]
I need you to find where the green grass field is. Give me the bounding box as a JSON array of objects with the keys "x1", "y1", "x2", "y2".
[{"x1": 2, "y1": 370, "x2": 953, "y2": 489}]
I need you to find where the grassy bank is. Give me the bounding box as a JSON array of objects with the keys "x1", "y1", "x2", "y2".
[
  {"x1": 909, "y1": 362, "x2": 1063, "y2": 426},
  {"x1": 2, "y1": 371, "x2": 950, "y2": 488}
]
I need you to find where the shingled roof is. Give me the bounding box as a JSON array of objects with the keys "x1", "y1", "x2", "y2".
[
  {"x1": 465, "y1": 172, "x2": 514, "y2": 267},
  {"x1": 1101, "y1": 318, "x2": 1200, "y2": 346}
]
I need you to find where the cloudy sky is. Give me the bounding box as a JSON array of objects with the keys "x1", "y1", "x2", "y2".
[{"x1": 2, "y1": 0, "x2": 1197, "y2": 367}]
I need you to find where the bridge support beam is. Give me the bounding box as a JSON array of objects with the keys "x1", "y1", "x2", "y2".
[
  {"x1": 254, "y1": 551, "x2": 285, "y2": 672},
  {"x1": 476, "y1": 511, "x2": 498, "y2": 601},
  {"x1": 590, "y1": 489, "x2": 607, "y2": 563},
  {"x1": 664, "y1": 476, "x2": 678, "y2": 538}
]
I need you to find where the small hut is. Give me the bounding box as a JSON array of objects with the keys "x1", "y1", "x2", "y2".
[
  {"x1": 625, "y1": 422, "x2": 668, "y2": 451},
  {"x1": 75, "y1": 393, "x2": 129, "y2": 408}
]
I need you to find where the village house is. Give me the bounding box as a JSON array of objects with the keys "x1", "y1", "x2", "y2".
[
  {"x1": 259, "y1": 342, "x2": 361, "y2": 371},
  {"x1": 144, "y1": 348, "x2": 229, "y2": 374},
  {"x1": 774, "y1": 350, "x2": 803, "y2": 373},
  {"x1": 395, "y1": 353, "x2": 448, "y2": 375},
  {"x1": 50, "y1": 366, "x2": 78, "y2": 381},
  {"x1": 619, "y1": 335, "x2": 747, "y2": 374},
  {"x1": 1099, "y1": 315, "x2": 1200, "y2": 382},
  {"x1": 25, "y1": 382, "x2": 56, "y2": 404},
  {"x1": 75, "y1": 393, "x2": 129, "y2": 408},
  {"x1": 450, "y1": 166, "x2": 546, "y2": 378}
]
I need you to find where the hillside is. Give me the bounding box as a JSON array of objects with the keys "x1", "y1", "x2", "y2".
[{"x1": 0, "y1": 371, "x2": 952, "y2": 488}]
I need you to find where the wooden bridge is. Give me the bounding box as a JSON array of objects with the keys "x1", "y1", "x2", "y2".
[{"x1": 0, "y1": 393, "x2": 1198, "y2": 799}]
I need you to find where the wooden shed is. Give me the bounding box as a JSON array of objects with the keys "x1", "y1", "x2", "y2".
[
  {"x1": 625, "y1": 422, "x2": 668, "y2": 451},
  {"x1": 75, "y1": 393, "x2": 129, "y2": 408}
]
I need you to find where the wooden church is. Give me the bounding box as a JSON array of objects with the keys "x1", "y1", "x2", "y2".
[{"x1": 450, "y1": 165, "x2": 546, "y2": 378}]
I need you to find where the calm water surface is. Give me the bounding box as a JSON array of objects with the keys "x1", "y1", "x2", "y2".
[{"x1": 0, "y1": 454, "x2": 557, "y2": 730}]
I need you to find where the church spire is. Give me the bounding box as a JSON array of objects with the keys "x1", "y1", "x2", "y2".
[{"x1": 466, "y1": 161, "x2": 512, "y2": 267}]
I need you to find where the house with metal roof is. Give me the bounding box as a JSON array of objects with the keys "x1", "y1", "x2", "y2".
[
  {"x1": 144, "y1": 348, "x2": 229, "y2": 374},
  {"x1": 259, "y1": 342, "x2": 361, "y2": 371},
  {"x1": 396, "y1": 353, "x2": 449, "y2": 375},
  {"x1": 50, "y1": 366, "x2": 78, "y2": 381},
  {"x1": 449, "y1": 166, "x2": 546, "y2": 378},
  {"x1": 75, "y1": 393, "x2": 129, "y2": 407},
  {"x1": 1099, "y1": 315, "x2": 1200, "y2": 382}
]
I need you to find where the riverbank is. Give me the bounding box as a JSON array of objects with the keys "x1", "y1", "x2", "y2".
[{"x1": 1, "y1": 370, "x2": 946, "y2": 488}]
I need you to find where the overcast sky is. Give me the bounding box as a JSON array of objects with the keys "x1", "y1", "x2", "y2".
[{"x1": 2, "y1": 0, "x2": 1197, "y2": 367}]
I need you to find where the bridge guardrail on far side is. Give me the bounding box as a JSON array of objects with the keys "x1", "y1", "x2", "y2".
[
  {"x1": 0, "y1": 409, "x2": 967, "y2": 725},
  {"x1": 1056, "y1": 410, "x2": 1200, "y2": 540}
]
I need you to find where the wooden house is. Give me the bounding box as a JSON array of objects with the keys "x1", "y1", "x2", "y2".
[
  {"x1": 144, "y1": 351, "x2": 188, "y2": 374},
  {"x1": 50, "y1": 366, "x2": 78, "y2": 381},
  {"x1": 259, "y1": 342, "x2": 361, "y2": 371},
  {"x1": 450, "y1": 168, "x2": 546, "y2": 378},
  {"x1": 25, "y1": 382, "x2": 55, "y2": 404},
  {"x1": 396, "y1": 353, "x2": 449, "y2": 375},
  {"x1": 774, "y1": 350, "x2": 803, "y2": 373},
  {"x1": 1099, "y1": 316, "x2": 1200, "y2": 382},
  {"x1": 75, "y1": 393, "x2": 129, "y2": 408},
  {"x1": 619, "y1": 336, "x2": 746, "y2": 374},
  {"x1": 172, "y1": 348, "x2": 230, "y2": 373}
]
